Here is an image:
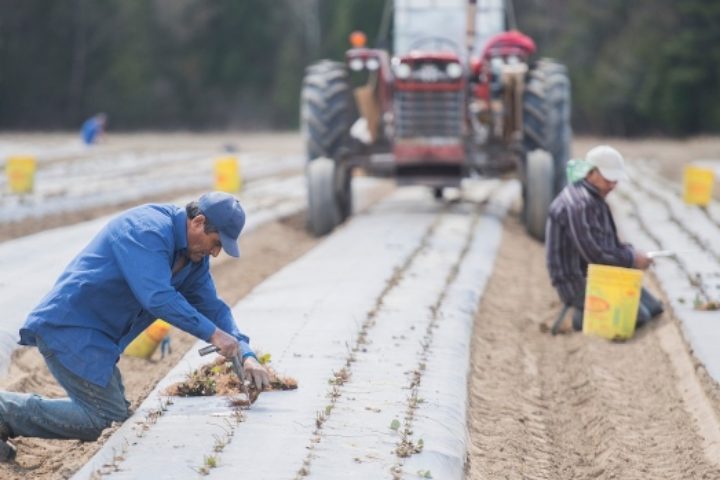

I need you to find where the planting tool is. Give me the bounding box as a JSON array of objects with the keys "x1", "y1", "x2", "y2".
[
  {"x1": 198, "y1": 344, "x2": 253, "y2": 403},
  {"x1": 647, "y1": 250, "x2": 677, "y2": 259}
]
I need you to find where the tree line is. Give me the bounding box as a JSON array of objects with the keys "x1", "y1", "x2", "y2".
[{"x1": 0, "y1": 0, "x2": 717, "y2": 136}]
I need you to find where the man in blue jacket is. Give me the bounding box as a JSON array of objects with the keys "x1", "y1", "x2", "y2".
[
  {"x1": 0, "y1": 192, "x2": 269, "y2": 461},
  {"x1": 80, "y1": 113, "x2": 107, "y2": 145}
]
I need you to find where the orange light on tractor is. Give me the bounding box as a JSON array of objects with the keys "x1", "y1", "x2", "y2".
[{"x1": 349, "y1": 30, "x2": 367, "y2": 48}]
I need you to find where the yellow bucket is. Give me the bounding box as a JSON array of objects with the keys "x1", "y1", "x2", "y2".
[
  {"x1": 683, "y1": 165, "x2": 715, "y2": 206},
  {"x1": 213, "y1": 156, "x2": 242, "y2": 193},
  {"x1": 583, "y1": 264, "x2": 643, "y2": 340},
  {"x1": 6, "y1": 155, "x2": 37, "y2": 194},
  {"x1": 124, "y1": 319, "x2": 171, "y2": 359}
]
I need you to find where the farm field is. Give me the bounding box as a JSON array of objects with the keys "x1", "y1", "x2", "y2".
[{"x1": 0, "y1": 133, "x2": 719, "y2": 479}]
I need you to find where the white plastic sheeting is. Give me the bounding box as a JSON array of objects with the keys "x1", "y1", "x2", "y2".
[
  {"x1": 403, "y1": 185, "x2": 518, "y2": 478},
  {"x1": 0, "y1": 148, "x2": 303, "y2": 224},
  {"x1": 611, "y1": 163, "x2": 720, "y2": 383},
  {"x1": 72, "y1": 180, "x2": 519, "y2": 480}
]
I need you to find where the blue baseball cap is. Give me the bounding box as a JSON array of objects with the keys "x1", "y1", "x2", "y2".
[{"x1": 198, "y1": 192, "x2": 245, "y2": 257}]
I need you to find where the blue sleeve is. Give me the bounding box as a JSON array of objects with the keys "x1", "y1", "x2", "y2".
[
  {"x1": 109, "y1": 223, "x2": 218, "y2": 342},
  {"x1": 182, "y1": 265, "x2": 257, "y2": 360}
]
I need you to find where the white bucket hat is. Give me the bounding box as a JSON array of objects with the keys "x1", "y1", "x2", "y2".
[{"x1": 586, "y1": 145, "x2": 629, "y2": 182}]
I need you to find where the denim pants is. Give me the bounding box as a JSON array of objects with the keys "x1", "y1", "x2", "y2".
[
  {"x1": 0, "y1": 337, "x2": 130, "y2": 441},
  {"x1": 572, "y1": 287, "x2": 664, "y2": 331}
]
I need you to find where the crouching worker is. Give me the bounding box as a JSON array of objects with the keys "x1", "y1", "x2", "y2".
[
  {"x1": 545, "y1": 145, "x2": 664, "y2": 332},
  {"x1": 0, "y1": 192, "x2": 269, "y2": 461},
  {"x1": 80, "y1": 112, "x2": 107, "y2": 145}
]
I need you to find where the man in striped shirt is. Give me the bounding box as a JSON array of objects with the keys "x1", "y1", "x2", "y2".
[{"x1": 545, "y1": 145, "x2": 663, "y2": 331}]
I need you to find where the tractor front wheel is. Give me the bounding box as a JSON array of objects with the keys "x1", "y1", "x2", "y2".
[
  {"x1": 523, "y1": 149, "x2": 555, "y2": 241},
  {"x1": 306, "y1": 157, "x2": 352, "y2": 236}
]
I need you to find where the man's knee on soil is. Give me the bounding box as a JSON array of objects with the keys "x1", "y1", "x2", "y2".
[
  {"x1": 78, "y1": 424, "x2": 105, "y2": 442},
  {"x1": 80, "y1": 400, "x2": 130, "y2": 441},
  {"x1": 83, "y1": 411, "x2": 128, "y2": 441},
  {"x1": 641, "y1": 288, "x2": 664, "y2": 318},
  {"x1": 636, "y1": 304, "x2": 652, "y2": 328}
]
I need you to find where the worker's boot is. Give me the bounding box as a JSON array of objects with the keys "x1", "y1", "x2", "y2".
[
  {"x1": 0, "y1": 438, "x2": 16, "y2": 462},
  {"x1": 0, "y1": 422, "x2": 16, "y2": 462},
  {"x1": 572, "y1": 309, "x2": 583, "y2": 332}
]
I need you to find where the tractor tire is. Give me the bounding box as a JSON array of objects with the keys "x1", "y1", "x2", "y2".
[
  {"x1": 336, "y1": 160, "x2": 353, "y2": 222},
  {"x1": 523, "y1": 149, "x2": 555, "y2": 241},
  {"x1": 523, "y1": 59, "x2": 572, "y2": 195},
  {"x1": 300, "y1": 60, "x2": 358, "y2": 162},
  {"x1": 306, "y1": 157, "x2": 353, "y2": 236}
]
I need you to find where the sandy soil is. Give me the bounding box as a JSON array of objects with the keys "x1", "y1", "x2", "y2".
[
  {"x1": 467, "y1": 138, "x2": 720, "y2": 479},
  {"x1": 467, "y1": 216, "x2": 720, "y2": 479}
]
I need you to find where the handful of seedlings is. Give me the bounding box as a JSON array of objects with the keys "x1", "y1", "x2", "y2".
[
  {"x1": 165, "y1": 354, "x2": 297, "y2": 407},
  {"x1": 695, "y1": 300, "x2": 720, "y2": 311}
]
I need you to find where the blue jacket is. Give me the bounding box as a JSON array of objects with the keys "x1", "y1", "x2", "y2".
[
  {"x1": 81, "y1": 117, "x2": 101, "y2": 145},
  {"x1": 20, "y1": 204, "x2": 255, "y2": 387}
]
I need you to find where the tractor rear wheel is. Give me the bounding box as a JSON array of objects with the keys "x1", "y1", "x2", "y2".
[
  {"x1": 301, "y1": 60, "x2": 356, "y2": 236},
  {"x1": 300, "y1": 60, "x2": 357, "y2": 162},
  {"x1": 523, "y1": 59, "x2": 572, "y2": 195},
  {"x1": 523, "y1": 150, "x2": 555, "y2": 241}
]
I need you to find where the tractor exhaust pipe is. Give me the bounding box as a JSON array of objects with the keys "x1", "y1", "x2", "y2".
[{"x1": 467, "y1": 0, "x2": 477, "y2": 60}]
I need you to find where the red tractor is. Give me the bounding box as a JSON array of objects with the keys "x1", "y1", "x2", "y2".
[{"x1": 300, "y1": 0, "x2": 571, "y2": 240}]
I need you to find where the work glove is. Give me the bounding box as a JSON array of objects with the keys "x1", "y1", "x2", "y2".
[{"x1": 243, "y1": 356, "x2": 270, "y2": 390}]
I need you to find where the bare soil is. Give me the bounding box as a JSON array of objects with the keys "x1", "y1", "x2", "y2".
[{"x1": 467, "y1": 137, "x2": 720, "y2": 479}]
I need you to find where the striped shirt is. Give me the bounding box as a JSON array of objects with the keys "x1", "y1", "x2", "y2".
[{"x1": 545, "y1": 179, "x2": 635, "y2": 306}]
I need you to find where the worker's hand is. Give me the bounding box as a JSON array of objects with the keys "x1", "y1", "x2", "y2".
[
  {"x1": 633, "y1": 250, "x2": 653, "y2": 270},
  {"x1": 209, "y1": 329, "x2": 239, "y2": 358},
  {"x1": 243, "y1": 356, "x2": 270, "y2": 390}
]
